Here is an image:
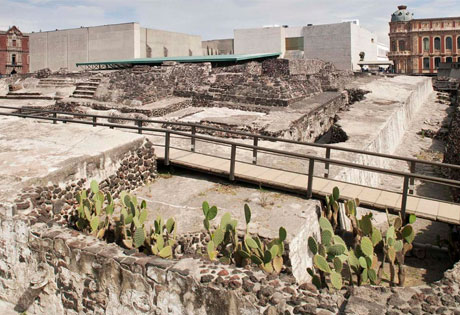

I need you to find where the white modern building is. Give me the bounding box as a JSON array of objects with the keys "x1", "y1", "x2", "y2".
[
  {"x1": 29, "y1": 22, "x2": 203, "y2": 71},
  {"x1": 234, "y1": 22, "x2": 388, "y2": 71}
]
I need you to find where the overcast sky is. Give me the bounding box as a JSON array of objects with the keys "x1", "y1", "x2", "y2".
[{"x1": 1, "y1": 0, "x2": 459, "y2": 45}]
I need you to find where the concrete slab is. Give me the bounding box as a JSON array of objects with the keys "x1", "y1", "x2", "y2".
[
  {"x1": 416, "y1": 199, "x2": 439, "y2": 220},
  {"x1": 133, "y1": 170, "x2": 321, "y2": 284},
  {"x1": 357, "y1": 187, "x2": 382, "y2": 206},
  {"x1": 0, "y1": 116, "x2": 145, "y2": 209},
  {"x1": 311, "y1": 177, "x2": 330, "y2": 193},
  {"x1": 375, "y1": 191, "x2": 401, "y2": 209},
  {"x1": 437, "y1": 203, "x2": 460, "y2": 224}
]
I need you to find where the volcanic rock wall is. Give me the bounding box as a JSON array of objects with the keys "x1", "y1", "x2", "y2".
[
  {"x1": 93, "y1": 59, "x2": 351, "y2": 107},
  {"x1": 444, "y1": 103, "x2": 460, "y2": 201}
]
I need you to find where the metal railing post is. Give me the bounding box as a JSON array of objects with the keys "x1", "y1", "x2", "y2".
[
  {"x1": 92, "y1": 116, "x2": 97, "y2": 127},
  {"x1": 53, "y1": 112, "x2": 57, "y2": 124},
  {"x1": 191, "y1": 126, "x2": 196, "y2": 152},
  {"x1": 165, "y1": 131, "x2": 170, "y2": 166},
  {"x1": 401, "y1": 175, "x2": 409, "y2": 222},
  {"x1": 324, "y1": 147, "x2": 331, "y2": 178},
  {"x1": 307, "y1": 158, "x2": 315, "y2": 199},
  {"x1": 137, "y1": 120, "x2": 142, "y2": 134},
  {"x1": 253, "y1": 137, "x2": 258, "y2": 165},
  {"x1": 409, "y1": 161, "x2": 416, "y2": 194},
  {"x1": 229, "y1": 144, "x2": 236, "y2": 181}
]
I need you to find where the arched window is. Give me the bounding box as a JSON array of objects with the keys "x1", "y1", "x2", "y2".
[
  {"x1": 458, "y1": 36, "x2": 460, "y2": 51},
  {"x1": 423, "y1": 57, "x2": 430, "y2": 70},
  {"x1": 391, "y1": 41, "x2": 397, "y2": 51},
  {"x1": 434, "y1": 37, "x2": 441, "y2": 50},
  {"x1": 446, "y1": 57, "x2": 453, "y2": 63},
  {"x1": 423, "y1": 38, "x2": 429, "y2": 51},
  {"x1": 11, "y1": 54, "x2": 16, "y2": 65},
  {"x1": 399, "y1": 41, "x2": 405, "y2": 51},
  {"x1": 434, "y1": 57, "x2": 441, "y2": 69},
  {"x1": 446, "y1": 37, "x2": 453, "y2": 50}
]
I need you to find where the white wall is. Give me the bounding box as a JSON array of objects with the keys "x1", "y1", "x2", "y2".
[
  {"x1": 30, "y1": 23, "x2": 138, "y2": 71},
  {"x1": 234, "y1": 27, "x2": 285, "y2": 55},
  {"x1": 139, "y1": 28, "x2": 202, "y2": 58},
  {"x1": 350, "y1": 23, "x2": 379, "y2": 70},
  {"x1": 303, "y1": 23, "x2": 353, "y2": 70}
]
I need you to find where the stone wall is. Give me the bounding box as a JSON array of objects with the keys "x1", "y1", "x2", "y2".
[
  {"x1": 93, "y1": 59, "x2": 351, "y2": 108},
  {"x1": 444, "y1": 105, "x2": 460, "y2": 202},
  {"x1": 54, "y1": 98, "x2": 192, "y2": 118},
  {"x1": 1, "y1": 211, "x2": 459, "y2": 315},
  {"x1": 262, "y1": 59, "x2": 329, "y2": 76},
  {"x1": 335, "y1": 77, "x2": 433, "y2": 187},
  {"x1": 94, "y1": 63, "x2": 212, "y2": 105},
  {"x1": 12, "y1": 140, "x2": 157, "y2": 220}
]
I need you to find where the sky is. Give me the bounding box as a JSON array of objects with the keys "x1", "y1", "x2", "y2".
[{"x1": 0, "y1": 0, "x2": 459, "y2": 45}]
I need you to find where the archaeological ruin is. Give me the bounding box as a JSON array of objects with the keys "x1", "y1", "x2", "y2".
[{"x1": 0, "y1": 54, "x2": 459, "y2": 315}]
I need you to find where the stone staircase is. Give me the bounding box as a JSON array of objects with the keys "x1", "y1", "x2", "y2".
[
  {"x1": 37, "y1": 78, "x2": 75, "y2": 88},
  {"x1": 71, "y1": 78, "x2": 101, "y2": 99}
]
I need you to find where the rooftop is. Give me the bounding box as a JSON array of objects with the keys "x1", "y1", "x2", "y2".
[{"x1": 76, "y1": 52, "x2": 281, "y2": 69}]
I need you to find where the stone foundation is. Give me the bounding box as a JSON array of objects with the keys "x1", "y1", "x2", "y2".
[
  {"x1": 1, "y1": 211, "x2": 459, "y2": 314},
  {"x1": 444, "y1": 105, "x2": 460, "y2": 202}
]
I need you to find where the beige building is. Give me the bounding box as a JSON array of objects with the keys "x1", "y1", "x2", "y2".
[
  {"x1": 202, "y1": 39, "x2": 234, "y2": 55},
  {"x1": 389, "y1": 5, "x2": 460, "y2": 74},
  {"x1": 29, "y1": 22, "x2": 202, "y2": 71},
  {"x1": 233, "y1": 22, "x2": 384, "y2": 71}
]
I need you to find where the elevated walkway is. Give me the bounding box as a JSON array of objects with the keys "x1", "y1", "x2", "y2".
[
  {"x1": 154, "y1": 147, "x2": 459, "y2": 225},
  {"x1": 0, "y1": 105, "x2": 459, "y2": 225}
]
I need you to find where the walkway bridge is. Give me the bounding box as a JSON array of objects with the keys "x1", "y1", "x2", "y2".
[{"x1": 1, "y1": 105, "x2": 460, "y2": 225}]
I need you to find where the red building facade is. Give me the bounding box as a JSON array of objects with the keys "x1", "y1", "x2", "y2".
[
  {"x1": 389, "y1": 6, "x2": 460, "y2": 75},
  {"x1": 0, "y1": 26, "x2": 29, "y2": 75}
]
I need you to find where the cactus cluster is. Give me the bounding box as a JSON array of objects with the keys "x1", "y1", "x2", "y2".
[
  {"x1": 146, "y1": 216, "x2": 176, "y2": 259},
  {"x1": 74, "y1": 180, "x2": 176, "y2": 259},
  {"x1": 203, "y1": 202, "x2": 287, "y2": 273},
  {"x1": 323, "y1": 186, "x2": 341, "y2": 231},
  {"x1": 75, "y1": 180, "x2": 115, "y2": 239},
  {"x1": 381, "y1": 210, "x2": 416, "y2": 286},
  {"x1": 308, "y1": 186, "x2": 417, "y2": 289},
  {"x1": 307, "y1": 217, "x2": 348, "y2": 289}
]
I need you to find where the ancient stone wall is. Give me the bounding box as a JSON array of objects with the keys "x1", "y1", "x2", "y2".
[
  {"x1": 212, "y1": 62, "x2": 262, "y2": 76},
  {"x1": 12, "y1": 140, "x2": 158, "y2": 220},
  {"x1": 93, "y1": 59, "x2": 351, "y2": 108},
  {"x1": 262, "y1": 59, "x2": 329, "y2": 76},
  {"x1": 94, "y1": 63, "x2": 212, "y2": 105},
  {"x1": 1, "y1": 211, "x2": 459, "y2": 315},
  {"x1": 444, "y1": 105, "x2": 460, "y2": 201}
]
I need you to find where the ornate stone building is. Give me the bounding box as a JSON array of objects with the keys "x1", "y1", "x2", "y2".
[
  {"x1": 0, "y1": 26, "x2": 29, "y2": 75},
  {"x1": 389, "y1": 5, "x2": 460, "y2": 74}
]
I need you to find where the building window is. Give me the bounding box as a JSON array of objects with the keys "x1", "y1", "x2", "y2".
[
  {"x1": 399, "y1": 41, "x2": 405, "y2": 51},
  {"x1": 458, "y1": 36, "x2": 460, "y2": 50},
  {"x1": 285, "y1": 37, "x2": 304, "y2": 51},
  {"x1": 446, "y1": 57, "x2": 453, "y2": 63},
  {"x1": 391, "y1": 41, "x2": 397, "y2": 51},
  {"x1": 423, "y1": 57, "x2": 430, "y2": 70},
  {"x1": 12, "y1": 54, "x2": 16, "y2": 65},
  {"x1": 434, "y1": 37, "x2": 441, "y2": 50},
  {"x1": 423, "y1": 38, "x2": 429, "y2": 51},
  {"x1": 446, "y1": 37, "x2": 453, "y2": 50},
  {"x1": 434, "y1": 57, "x2": 441, "y2": 69},
  {"x1": 12, "y1": 39, "x2": 16, "y2": 47}
]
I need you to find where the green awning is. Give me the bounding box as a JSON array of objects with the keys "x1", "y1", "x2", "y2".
[{"x1": 76, "y1": 52, "x2": 281, "y2": 69}]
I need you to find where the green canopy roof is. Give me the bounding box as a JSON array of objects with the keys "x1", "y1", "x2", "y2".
[{"x1": 76, "y1": 52, "x2": 281, "y2": 69}]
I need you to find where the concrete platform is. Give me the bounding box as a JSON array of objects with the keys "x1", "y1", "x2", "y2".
[
  {"x1": 132, "y1": 170, "x2": 321, "y2": 283},
  {"x1": 0, "y1": 116, "x2": 144, "y2": 211}
]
